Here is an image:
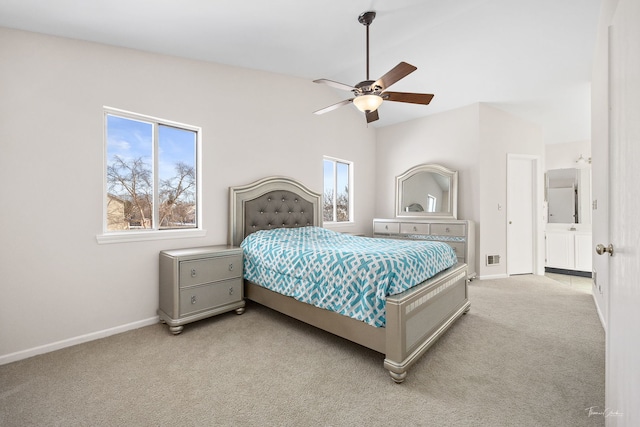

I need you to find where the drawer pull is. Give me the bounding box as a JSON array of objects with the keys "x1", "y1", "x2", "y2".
[
  {"x1": 413, "y1": 226, "x2": 417, "y2": 231},
  {"x1": 191, "y1": 295, "x2": 197, "y2": 304},
  {"x1": 445, "y1": 227, "x2": 450, "y2": 233},
  {"x1": 191, "y1": 269, "x2": 197, "y2": 278},
  {"x1": 228, "y1": 263, "x2": 234, "y2": 271},
  {"x1": 229, "y1": 287, "x2": 234, "y2": 295}
]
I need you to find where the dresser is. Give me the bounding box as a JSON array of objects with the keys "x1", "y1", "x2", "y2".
[
  {"x1": 158, "y1": 245, "x2": 245, "y2": 334},
  {"x1": 373, "y1": 218, "x2": 476, "y2": 279}
]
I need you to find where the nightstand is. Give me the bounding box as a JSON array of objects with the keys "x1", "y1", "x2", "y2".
[{"x1": 158, "y1": 245, "x2": 245, "y2": 334}]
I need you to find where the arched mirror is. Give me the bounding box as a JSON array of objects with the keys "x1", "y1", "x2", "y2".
[{"x1": 396, "y1": 164, "x2": 458, "y2": 219}]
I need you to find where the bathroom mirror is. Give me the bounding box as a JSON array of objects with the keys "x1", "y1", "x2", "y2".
[
  {"x1": 396, "y1": 164, "x2": 458, "y2": 219},
  {"x1": 546, "y1": 168, "x2": 591, "y2": 224}
]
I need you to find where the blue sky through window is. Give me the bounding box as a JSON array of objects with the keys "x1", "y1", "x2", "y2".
[
  {"x1": 106, "y1": 115, "x2": 152, "y2": 164},
  {"x1": 323, "y1": 159, "x2": 334, "y2": 196},
  {"x1": 106, "y1": 115, "x2": 196, "y2": 179},
  {"x1": 158, "y1": 124, "x2": 196, "y2": 184}
]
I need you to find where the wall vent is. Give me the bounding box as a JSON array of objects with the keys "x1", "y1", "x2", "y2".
[{"x1": 486, "y1": 255, "x2": 501, "y2": 265}]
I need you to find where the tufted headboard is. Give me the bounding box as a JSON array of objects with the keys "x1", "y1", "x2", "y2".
[{"x1": 228, "y1": 176, "x2": 323, "y2": 247}]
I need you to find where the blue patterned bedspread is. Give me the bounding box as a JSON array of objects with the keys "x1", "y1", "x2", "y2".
[{"x1": 241, "y1": 226, "x2": 458, "y2": 327}]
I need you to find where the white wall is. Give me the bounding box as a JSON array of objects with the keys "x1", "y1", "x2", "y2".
[
  {"x1": 545, "y1": 140, "x2": 591, "y2": 170},
  {"x1": 376, "y1": 103, "x2": 544, "y2": 279},
  {"x1": 0, "y1": 27, "x2": 376, "y2": 362},
  {"x1": 375, "y1": 104, "x2": 481, "y2": 222},
  {"x1": 478, "y1": 104, "x2": 545, "y2": 278}
]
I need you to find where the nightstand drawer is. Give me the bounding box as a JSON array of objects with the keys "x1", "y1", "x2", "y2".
[
  {"x1": 180, "y1": 279, "x2": 243, "y2": 316},
  {"x1": 430, "y1": 223, "x2": 466, "y2": 237},
  {"x1": 179, "y1": 255, "x2": 242, "y2": 287}
]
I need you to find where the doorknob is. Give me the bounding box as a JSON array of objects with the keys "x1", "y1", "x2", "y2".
[{"x1": 595, "y1": 243, "x2": 614, "y2": 256}]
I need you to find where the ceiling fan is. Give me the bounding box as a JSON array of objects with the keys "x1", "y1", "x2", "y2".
[{"x1": 313, "y1": 11, "x2": 434, "y2": 124}]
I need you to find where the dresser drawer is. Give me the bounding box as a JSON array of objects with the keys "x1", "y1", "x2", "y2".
[
  {"x1": 446, "y1": 242, "x2": 466, "y2": 259},
  {"x1": 374, "y1": 222, "x2": 400, "y2": 234},
  {"x1": 179, "y1": 255, "x2": 242, "y2": 287},
  {"x1": 430, "y1": 223, "x2": 466, "y2": 237},
  {"x1": 180, "y1": 278, "x2": 243, "y2": 316},
  {"x1": 372, "y1": 219, "x2": 475, "y2": 280},
  {"x1": 400, "y1": 222, "x2": 430, "y2": 234}
]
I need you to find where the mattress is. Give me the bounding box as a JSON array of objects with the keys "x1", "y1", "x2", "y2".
[{"x1": 241, "y1": 226, "x2": 458, "y2": 327}]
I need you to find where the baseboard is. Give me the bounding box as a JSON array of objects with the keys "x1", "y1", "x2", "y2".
[
  {"x1": 592, "y1": 293, "x2": 607, "y2": 332},
  {"x1": 477, "y1": 273, "x2": 509, "y2": 280},
  {"x1": 0, "y1": 316, "x2": 159, "y2": 366}
]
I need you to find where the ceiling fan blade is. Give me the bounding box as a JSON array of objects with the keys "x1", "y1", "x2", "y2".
[
  {"x1": 383, "y1": 91, "x2": 434, "y2": 105},
  {"x1": 313, "y1": 98, "x2": 354, "y2": 115},
  {"x1": 313, "y1": 79, "x2": 356, "y2": 92},
  {"x1": 373, "y1": 62, "x2": 417, "y2": 90},
  {"x1": 365, "y1": 109, "x2": 379, "y2": 123}
]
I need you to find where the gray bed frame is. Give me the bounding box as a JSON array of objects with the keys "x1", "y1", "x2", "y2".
[{"x1": 229, "y1": 176, "x2": 470, "y2": 383}]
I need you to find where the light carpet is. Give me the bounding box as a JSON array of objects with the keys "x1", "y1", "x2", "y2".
[{"x1": 0, "y1": 274, "x2": 605, "y2": 426}]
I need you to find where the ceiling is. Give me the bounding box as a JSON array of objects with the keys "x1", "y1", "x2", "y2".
[{"x1": 0, "y1": 0, "x2": 602, "y2": 144}]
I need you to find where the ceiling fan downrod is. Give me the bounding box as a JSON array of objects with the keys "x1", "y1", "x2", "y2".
[{"x1": 358, "y1": 11, "x2": 376, "y2": 81}]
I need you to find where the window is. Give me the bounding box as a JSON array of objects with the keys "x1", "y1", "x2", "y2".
[
  {"x1": 323, "y1": 157, "x2": 353, "y2": 223},
  {"x1": 102, "y1": 108, "x2": 201, "y2": 237}
]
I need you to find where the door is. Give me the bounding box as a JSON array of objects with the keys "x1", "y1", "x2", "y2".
[
  {"x1": 507, "y1": 154, "x2": 536, "y2": 275},
  {"x1": 602, "y1": 0, "x2": 640, "y2": 423}
]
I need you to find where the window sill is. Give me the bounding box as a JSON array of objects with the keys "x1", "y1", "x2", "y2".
[{"x1": 96, "y1": 228, "x2": 207, "y2": 244}]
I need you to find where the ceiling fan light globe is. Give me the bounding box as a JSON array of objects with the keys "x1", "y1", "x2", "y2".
[{"x1": 353, "y1": 94, "x2": 383, "y2": 112}]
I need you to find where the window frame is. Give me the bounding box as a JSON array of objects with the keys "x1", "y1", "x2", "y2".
[
  {"x1": 323, "y1": 156, "x2": 354, "y2": 224},
  {"x1": 97, "y1": 107, "x2": 205, "y2": 244}
]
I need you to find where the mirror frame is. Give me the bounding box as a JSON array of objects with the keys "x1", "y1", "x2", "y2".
[{"x1": 395, "y1": 164, "x2": 458, "y2": 219}]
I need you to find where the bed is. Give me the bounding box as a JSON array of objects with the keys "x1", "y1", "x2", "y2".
[{"x1": 229, "y1": 176, "x2": 470, "y2": 383}]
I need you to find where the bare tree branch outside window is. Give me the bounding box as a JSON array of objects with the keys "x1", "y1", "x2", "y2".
[
  {"x1": 159, "y1": 162, "x2": 196, "y2": 228},
  {"x1": 107, "y1": 155, "x2": 153, "y2": 228}
]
